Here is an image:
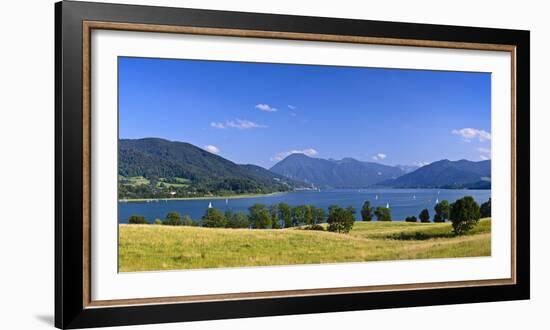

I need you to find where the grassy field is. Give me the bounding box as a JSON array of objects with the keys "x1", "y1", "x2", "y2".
[
  {"x1": 119, "y1": 175, "x2": 150, "y2": 186},
  {"x1": 118, "y1": 218, "x2": 491, "y2": 272}
]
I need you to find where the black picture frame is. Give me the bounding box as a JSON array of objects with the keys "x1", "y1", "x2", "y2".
[{"x1": 55, "y1": 1, "x2": 530, "y2": 328}]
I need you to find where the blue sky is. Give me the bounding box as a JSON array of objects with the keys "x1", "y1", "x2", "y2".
[{"x1": 119, "y1": 57, "x2": 491, "y2": 169}]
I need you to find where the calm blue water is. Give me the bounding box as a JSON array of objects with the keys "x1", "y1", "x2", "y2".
[{"x1": 118, "y1": 189, "x2": 490, "y2": 223}]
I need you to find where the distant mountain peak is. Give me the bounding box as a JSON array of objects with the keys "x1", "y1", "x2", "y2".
[
  {"x1": 270, "y1": 154, "x2": 405, "y2": 188},
  {"x1": 381, "y1": 159, "x2": 491, "y2": 189},
  {"x1": 286, "y1": 153, "x2": 311, "y2": 159}
]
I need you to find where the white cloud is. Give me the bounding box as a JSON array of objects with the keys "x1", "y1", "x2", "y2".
[
  {"x1": 415, "y1": 161, "x2": 430, "y2": 167},
  {"x1": 478, "y1": 147, "x2": 491, "y2": 160},
  {"x1": 478, "y1": 147, "x2": 491, "y2": 154},
  {"x1": 452, "y1": 128, "x2": 491, "y2": 142},
  {"x1": 226, "y1": 119, "x2": 266, "y2": 129},
  {"x1": 372, "y1": 153, "x2": 387, "y2": 161},
  {"x1": 255, "y1": 103, "x2": 277, "y2": 112},
  {"x1": 203, "y1": 145, "x2": 220, "y2": 154},
  {"x1": 287, "y1": 105, "x2": 297, "y2": 110},
  {"x1": 210, "y1": 122, "x2": 226, "y2": 129},
  {"x1": 210, "y1": 119, "x2": 266, "y2": 129},
  {"x1": 271, "y1": 148, "x2": 318, "y2": 161}
]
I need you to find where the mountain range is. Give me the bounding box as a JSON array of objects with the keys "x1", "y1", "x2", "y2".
[
  {"x1": 270, "y1": 154, "x2": 490, "y2": 189},
  {"x1": 270, "y1": 153, "x2": 405, "y2": 188},
  {"x1": 119, "y1": 138, "x2": 491, "y2": 199}
]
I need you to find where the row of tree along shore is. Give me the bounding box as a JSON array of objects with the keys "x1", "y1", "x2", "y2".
[{"x1": 128, "y1": 196, "x2": 490, "y2": 235}]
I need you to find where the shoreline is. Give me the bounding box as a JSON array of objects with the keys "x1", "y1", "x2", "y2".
[{"x1": 119, "y1": 191, "x2": 287, "y2": 203}]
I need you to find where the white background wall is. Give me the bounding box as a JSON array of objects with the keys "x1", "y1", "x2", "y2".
[{"x1": 0, "y1": 0, "x2": 546, "y2": 329}]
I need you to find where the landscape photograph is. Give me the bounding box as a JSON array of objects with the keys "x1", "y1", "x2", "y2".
[{"x1": 118, "y1": 56, "x2": 492, "y2": 272}]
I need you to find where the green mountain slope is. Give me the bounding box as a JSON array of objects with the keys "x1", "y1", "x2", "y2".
[{"x1": 118, "y1": 138, "x2": 302, "y2": 199}]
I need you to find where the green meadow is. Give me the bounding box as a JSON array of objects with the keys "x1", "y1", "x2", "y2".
[{"x1": 118, "y1": 218, "x2": 491, "y2": 272}]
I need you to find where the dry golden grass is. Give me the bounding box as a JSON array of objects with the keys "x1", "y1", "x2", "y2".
[{"x1": 119, "y1": 219, "x2": 491, "y2": 272}]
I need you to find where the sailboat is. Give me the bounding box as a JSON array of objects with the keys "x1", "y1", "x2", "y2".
[
  {"x1": 386, "y1": 202, "x2": 390, "y2": 208},
  {"x1": 225, "y1": 198, "x2": 228, "y2": 205},
  {"x1": 413, "y1": 195, "x2": 416, "y2": 200},
  {"x1": 435, "y1": 198, "x2": 439, "y2": 204},
  {"x1": 375, "y1": 195, "x2": 379, "y2": 200},
  {"x1": 208, "y1": 202, "x2": 213, "y2": 209}
]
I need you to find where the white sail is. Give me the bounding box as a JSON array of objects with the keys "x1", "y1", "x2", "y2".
[
  {"x1": 225, "y1": 198, "x2": 228, "y2": 204},
  {"x1": 386, "y1": 202, "x2": 390, "y2": 208},
  {"x1": 375, "y1": 195, "x2": 379, "y2": 200},
  {"x1": 435, "y1": 198, "x2": 439, "y2": 204},
  {"x1": 208, "y1": 202, "x2": 213, "y2": 209},
  {"x1": 413, "y1": 195, "x2": 416, "y2": 199}
]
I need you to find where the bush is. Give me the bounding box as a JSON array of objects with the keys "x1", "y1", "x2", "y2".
[
  {"x1": 405, "y1": 216, "x2": 418, "y2": 222},
  {"x1": 327, "y1": 205, "x2": 355, "y2": 233},
  {"x1": 163, "y1": 211, "x2": 182, "y2": 226},
  {"x1": 450, "y1": 196, "x2": 481, "y2": 235},
  {"x1": 434, "y1": 200, "x2": 450, "y2": 222},
  {"x1": 303, "y1": 224, "x2": 325, "y2": 231},
  {"x1": 202, "y1": 208, "x2": 227, "y2": 228},
  {"x1": 480, "y1": 198, "x2": 491, "y2": 218},
  {"x1": 154, "y1": 218, "x2": 162, "y2": 225},
  {"x1": 128, "y1": 215, "x2": 148, "y2": 224},
  {"x1": 361, "y1": 201, "x2": 373, "y2": 221},
  {"x1": 374, "y1": 207, "x2": 391, "y2": 221},
  {"x1": 419, "y1": 209, "x2": 430, "y2": 223}
]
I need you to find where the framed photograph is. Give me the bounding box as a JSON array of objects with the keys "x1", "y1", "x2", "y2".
[{"x1": 55, "y1": 1, "x2": 530, "y2": 328}]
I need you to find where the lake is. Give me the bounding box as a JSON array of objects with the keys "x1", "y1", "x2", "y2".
[{"x1": 118, "y1": 188, "x2": 490, "y2": 223}]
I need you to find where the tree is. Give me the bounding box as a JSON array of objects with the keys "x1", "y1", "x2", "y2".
[
  {"x1": 374, "y1": 207, "x2": 391, "y2": 221},
  {"x1": 480, "y1": 198, "x2": 491, "y2": 218},
  {"x1": 202, "y1": 208, "x2": 227, "y2": 227},
  {"x1": 450, "y1": 196, "x2": 481, "y2": 235},
  {"x1": 314, "y1": 207, "x2": 326, "y2": 224},
  {"x1": 434, "y1": 200, "x2": 450, "y2": 222},
  {"x1": 270, "y1": 204, "x2": 281, "y2": 229},
  {"x1": 291, "y1": 205, "x2": 307, "y2": 227},
  {"x1": 225, "y1": 210, "x2": 250, "y2": 228},
  {"x1": 327, "y1": 205, "x2": 355, "y2": 233},
  {"x1": 154, "y1": 218, "x2": 162, "y2": 225},
  {"x1": 278, "y1": 203, "x2": 292, "y2": 228},
  {"x1": 163, "y1": 212, "x2": 182, "y2": 226},
  {"x1": 128, "y1": 215, "x2": 148, "y2": 224},
  {"x1": 304, "y1": 205, "x2": 314, "y2": 226},
  {"x1": 304, "y1": 206, "x2": 326, "y2": 230},
  {"x1": 361, "y1": 201, "x2": 373, "y2": 221},
  {"x1": 181, "y1": 215, "x2": 193, "y2": 226},
  {"x1": 249, "y1": 204, "x2": 271, "y2": 229},
  {"x1": 405, "y1": 216, "x2": 418, "y2": 222},
  {"x1": 419, "y1": 209, "x2": 430, "y2": 223}
]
